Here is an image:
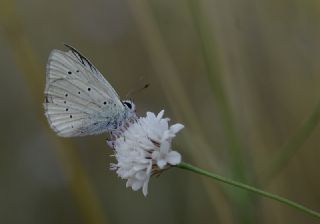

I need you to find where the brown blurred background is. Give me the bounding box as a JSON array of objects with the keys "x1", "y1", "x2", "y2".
[{"x1": 1, "y1": 0, "x2": 320, "y2": 223}]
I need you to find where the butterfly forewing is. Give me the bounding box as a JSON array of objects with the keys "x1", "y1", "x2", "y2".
[
  {"x1": 44, "y1": 46, "x2": 125, "y2": 137},
  {"x1": 64, "y1": 44, "x2": 120, "y2": 99}
]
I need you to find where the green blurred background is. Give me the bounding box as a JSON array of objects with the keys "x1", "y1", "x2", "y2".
[{"x1": 1, "y1": 0, "x2": 320, "y2": 223}]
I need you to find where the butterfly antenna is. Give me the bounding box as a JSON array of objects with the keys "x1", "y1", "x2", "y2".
[{"x1": 126, "y1": 83, "x2": 150, "y2": 99}]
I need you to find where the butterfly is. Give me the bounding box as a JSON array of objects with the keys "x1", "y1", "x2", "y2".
[{"x1": 44, "y1": 44, "x2": 136, "y2": 137}]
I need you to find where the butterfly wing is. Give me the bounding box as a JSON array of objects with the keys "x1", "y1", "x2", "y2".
[{"x1": 44, "y1": 45, "x2": 125, "y2": 137}]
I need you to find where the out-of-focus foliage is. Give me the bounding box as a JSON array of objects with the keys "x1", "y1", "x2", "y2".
[{"x1": 1, "y1": 0, "x2": 320, "y2": 223}]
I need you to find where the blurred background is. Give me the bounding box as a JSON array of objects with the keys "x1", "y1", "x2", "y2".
[{"x1": 1, "y1": 0, "x2": 320, "y2": 223}]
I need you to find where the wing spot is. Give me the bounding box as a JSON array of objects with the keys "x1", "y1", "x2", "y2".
[
  {"x1": 71, "y1": 125, "x2": 74, "y2": 128},
  {"x1": 103, "y1": 101, "x2": 107, "y2": 105},
  {"x1": 65, "y1": 93, "x2": 68, "y2": 97},
  {"x1": 78, "y1": 91, "x2": 81, "y2": 94},
  {"x1": 76, "y1": 70, "x2": 79, "y2": 73},
  {"x1": 88, "y1": 88, "x2": 91, "y2": 91},
  {"x1": 70, "y1": 115, "x2": 72, "y2": 118},
  {"x1": 66, "y1": 108, "x2": 69, "y2": 111},
  {"x1": 68, "y1": 71, "x2": 72, "y2": 74},
  {"x1": 64, "y1": 101, "x2": 66, "y2": 104}
]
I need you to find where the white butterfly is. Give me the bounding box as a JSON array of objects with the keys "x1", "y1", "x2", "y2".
[{"x1": 44, "y1": 44, "x2": 136, "y2": 137}]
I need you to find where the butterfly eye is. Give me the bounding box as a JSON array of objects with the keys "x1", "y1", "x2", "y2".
[{"x1": 123, "y1": 101, "x2": 132, "y2": 109}]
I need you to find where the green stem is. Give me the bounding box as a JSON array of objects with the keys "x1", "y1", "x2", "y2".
[{"x1": 176, "y1": 162, "x2": 320, "y2": 220}]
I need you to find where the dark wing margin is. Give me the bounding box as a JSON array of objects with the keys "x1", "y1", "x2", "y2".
[{"x1": 64, "y1": 44, "x2": 98, "y2": 73}]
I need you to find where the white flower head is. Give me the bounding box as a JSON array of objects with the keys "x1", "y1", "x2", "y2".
[{"x1": 110, "y1": 110, "x2": 183, "y2": 196}]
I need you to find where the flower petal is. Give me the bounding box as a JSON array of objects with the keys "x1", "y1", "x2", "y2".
[
  {"x1": 157, "y1": 110, "x2": 165, "y2": 119},
  {"x1": 160, "y1": 141, "x2": 170, "y2": 154},
  {"x1": 131, "y1": 179, "x2": 144, "y2": 191},
  {"x1": 157, "y1": 159, "x2": 167, "y2": 169},
  {"x1": 170, "y1": 123, "x2": 184, "y2": 133},
  {"x1": 142, "y1": 177, "x2": 150, "y2": 196},
  {"x1": 166, "y1": 151, "x2": 181, "y2": 165}
]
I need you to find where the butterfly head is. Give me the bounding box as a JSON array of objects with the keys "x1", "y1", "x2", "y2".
[{"x1": 122, "y1": 100, "x2": 136, "y2": 117}]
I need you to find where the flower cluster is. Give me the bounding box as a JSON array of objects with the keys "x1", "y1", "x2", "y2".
[{"x1": 110, "y1": 110, "x2": 183, "y2": 196}]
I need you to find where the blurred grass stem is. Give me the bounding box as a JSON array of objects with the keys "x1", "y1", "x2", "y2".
[
  {"x1": 0, "y1": 1, "x2": 108, "y2": 224},
  {"x1": 188, "y1": 0, "x2": 246, "y2": 185},
  {"x1": 187, "y1": 0, "x2": 252, "y2": 222},
  {"x1": 262, "y1": 98, "x2": 320, "y2": 184},
  {"x1": 128, "y1": 1, "x2": 235, "y2": 222}
]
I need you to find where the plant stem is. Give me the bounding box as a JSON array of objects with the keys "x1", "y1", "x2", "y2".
[{"x1": 176, "y1": 162, "x2": 320, "y2": 220}]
